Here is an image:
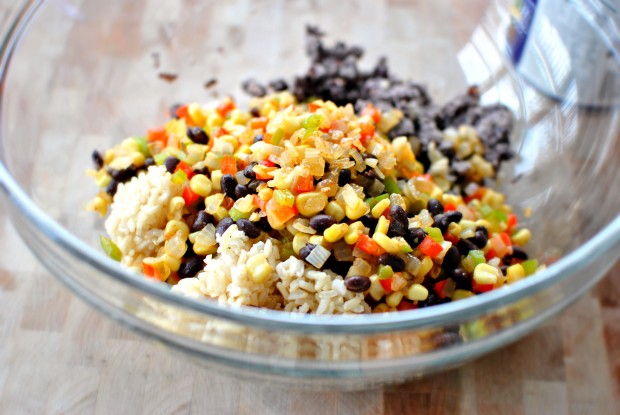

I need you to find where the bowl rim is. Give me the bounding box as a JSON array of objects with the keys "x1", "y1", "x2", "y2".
[{"x1": 1, "y1": 0, "x2": 620, "y2": 334}]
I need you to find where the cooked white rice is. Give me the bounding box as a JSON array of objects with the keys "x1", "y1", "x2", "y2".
[{"x1": 105, "y1": 166, "x2": 182, "y2": 269}]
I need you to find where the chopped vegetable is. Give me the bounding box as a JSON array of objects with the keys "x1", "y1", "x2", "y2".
[{"x1": 100, "y1": 235, "x2": 122, "y2": 261}]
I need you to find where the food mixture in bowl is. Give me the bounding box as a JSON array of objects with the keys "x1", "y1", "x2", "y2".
[{"x1": 86, "y1": 28, "x2": 540, "y2": 314}]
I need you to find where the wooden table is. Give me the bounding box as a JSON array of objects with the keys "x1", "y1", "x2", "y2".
[{"x1": 1, "y1": 0, "x2": 620, "y2": 413}]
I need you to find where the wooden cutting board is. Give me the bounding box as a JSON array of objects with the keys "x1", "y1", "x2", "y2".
[{"x1": 1, "y1": 0, "x2": 619, "y2": 414}]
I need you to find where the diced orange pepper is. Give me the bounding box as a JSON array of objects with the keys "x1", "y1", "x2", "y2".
[
  {"x1": 267, "y1": 198, "x2": 296, "y2": 224},
  {"x1": 472, "y1": 280, "x2": 494, "y2": 293},
  {"x1": 500, "y1": 232, "x2": 512, "y2": 247},
  {"x1": 355, "y1": 234, "x2": 386, "y2": 256},
  {"x1": 359, "y1": 122, "x2": 376, "y2": 146},
  {"x1": 142, "y1": 262, "x2": 162, "y2": 281},
  {"x1": 308, "y1": 101, "x2": 321, "y2": 112},
  {"x1": 444, "y1": 233, "x2": 459, "y2": 245},
  {"x1": 444, "y1": 203, "x2": 457, "y2": 212},
  {"x1": 175, "y1": 160, "x2": 194, "y2": 179},
  {"x1": 261, "y1": 158, "x2": 276, "y2": 168},
  {"x1": 175, "y1": 105, "x2": 194, "y2": 126},
  {"x1": 419, "y1": 236, "x2": 443, "y2": 258},
  {"x1": 182, "y1": 185, "x2": 200, "y2": 206},
  {"x1": 379, "y1": 278, "x2": 393, "y2": 293},
  {"x1": 507, "y1": 213, "x2": 518, "y2": 230},
  {"x1": 147, "y1": 127, "x2": 168, "y2": 146},
  {"x1": 221, "y1": 155, "x2": 238, "y2": 175},
  {"x1": 250, "y1": 117, "x2": 268, "y2": 130},
  {"x1": 256, "y1": 166, "x2": 277, "y2": 181},
  {"x1": 361, "y1": 103, "x2": 381, "y2": 124},
  {"x1": 396, "y1": 301, "x2": 417, "y2": 311},
  {"x1": 216, "y1": 97, "x2": 236, "y2": 117},
  {"x1": 293, "y1": 175, "x2": 314, "y2": 193}
]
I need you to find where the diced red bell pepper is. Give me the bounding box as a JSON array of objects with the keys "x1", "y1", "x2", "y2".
[
  {"x1": 396, "y1": 301, "x2": 418, "y2": 311},
  {"x1": 220, "y1": 155, "x2": 238, "y2": 175},
  {"x1": 175, "y1": 160, "x2": 194, "y2": 179},
  {"x1": 434, "y1": 280, "x2": 448, "y2": 299},
  {"x1": 216, "y1": 97, "x2": 235, "y2": 117},
  {"x1": 182, "y1": 185, "x2": 200, "y2": 206},
  {"x1": 379, "y1": 278, "x2": 393, "y2": 293},
  {"x1": 472, "y1": 280, "x2": 495, "y2": 293},
  {"x1": 147, "y1": 127, "x2": 168, "y2": 146},
  {"x1": 308, "y1": 101, "x2": 321, "y2": 112},
  {"x1": 418, "y1": 236, "x2": 443, "y2": 258},
  {"x1": 256, "y1": 166, "x2": 277, "y2": 181},
  {"x1": 361, "y1": 103, "x2": 381, "y2": 124},
  {"x1": 444, "y1": 233, "x2": 460, "y2": 245},
  {"x1": 500, "y1": 232, "x2": 512, "y2": 247},
  {"x1": 267, "y1": 199, "x2": 297, "y2": 224},
  {"x1": 359, "y1": 122, "x2": 375, "y2": 146},
  {"x1": 261, "y1": 158, "x2": 277, "y2": 168},
  {"x1": 250, "y1": 117, "x2": 268, "y2": 130},
  {"x1": 485, "y1": 248, "x2": 497, "y2": 261},
  {"x1": 293, "y1": 175, "x2": 314, "y2": 193},
  {"x1": 443, "y1": 203, "x2": 457, "y2": 212},
  {"x1": 464, "y1": 188, "x2": 487, "y2": 203},
  {"x1": 142, "y1": 262, "x2": 162, "y2": 281},
  {"x1": 355, "y1": 234, "x2": 386, "y2": 256},
  {"x1": 507, "y1": 213, "x2": 518, "y2": 230}
]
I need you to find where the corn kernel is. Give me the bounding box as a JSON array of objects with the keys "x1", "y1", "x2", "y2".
[
  {"x1": 207, "y1": 111, "x2": 224, "y2": 129},
  {"x1": 372, "y1": 233, "x2": 401, "y2": 254},
  {"x1": 344, "y1": 198, "x2": 368, "y2": 220},
  {"x1": 447, "y1": 222, "x2": 461, "y2": 236},
  {"x1": 373, "y1": 303, "x2": 392, "y2": 313},
  {"x1": 161, "y1": 253, "x2": 181, "y2": 272},
  {"x1": 247, "y1": 254, "x2": 273, "y2": 283},
  {"x1": 211, "y1": 170, "x2": 223, "y2": 192},
  {"x1": 511, "y1": 228, "x2": 531, "y2": 246},
  {"x1": 189, "y1": 174, "x2": 212, "y2": 197},
  {"x1": 293, "y1": 233, "x2": 311, "y2": 254},
  {"x1": 188, "y1": 103, "x2": 206, "y2": 126},
  {"x1": 406, "y1": 284, "x2": 429, "y2": 301},
  {"x1": 308, "y1": 235, "x2": 324, "y2": 246},
  {"x1": 452, "y1": 289, "x2": 474, "y2": 301},
  {"x1": 213, "y1": 206, "x2": 228, "y2": 222},
  {"x1": 323, "y1": 223, "x2": 349, "y2": 243},
  {"x1": 371, "y1": 199, "x2": 391, "y2": 218},
  {"x1": 164, "y1": 220, "x2": 189, "y2": 239},
  {"x1": 386, "y1": 291, "x2": 404, "y2": 308},
  {"x1": 375, "y1": 216, "x2": 390, "y2": 235},
  {"x1": 473, "y1": 263, "x2": 499, "y2": 285},
  {"x1": 344, "y1": 221, "x2": 365, "y2": 245},
  {"x1": 296, "y1": 192, "x2": 328, "y2": 217},
  {"x1": 325, "y1": 201, "x2": 346, "y2": 222},
  {"x1": 258, "y1": 187, "x2": 274, "y2": 201},
  {"x1": 506, "y1": 263, "x2": 525, "y2": 284},
  {"x1": 415, "y1": 256, "x2": 434, "y2": 279}
]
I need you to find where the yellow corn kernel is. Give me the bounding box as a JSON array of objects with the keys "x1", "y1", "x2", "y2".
[
  {"x1": 369, "y1": 276, "x2": 385, "y2": 301},
  {"x1": 415, "y1": 256, "x2": 434, "y2": 279},
  {"x1": 373, "y1": 303, "x2": 392, "y2": 313},
  {"x1": 130, "y1": 152, "x2": 146, "y2": 167},
  {"x1": 167, "y1": 196, "x2": 185, "y2": 221},
  {"x1": 213, "y1": 207, "x2": 228, "y2": 222},
  {"x1": 189, "y1": 174, "x2": 213, "y2": 197},
  {"x1": 371, "y1": 199, "x2": 391, "y2": 218},
  {"x1": 481, "y1": 188, "x2": 505, "y2": 208},
  {"x1": 164, "y1": 220, "x2": 189, "y2": 239},
  {"x1": 296, "y1": 192, "x2": 328, "y2": 217},
  {"x1": 188, "y1": 103, "x2": 206, "y2": 126},
  {"x1": 211, "y1": 170, "x2": 223, "y2": 192},
  {"x1": 511, "y1": 228, "x2": 531, "y2": 246},
  {"x1": 258, "y1": 187, "x2": 274, "y2": 202},
  {"x1": 193, "y1": 241, "x2": 216, "y2": 256},
  {"x1": 506, "y1": 263, "x2": 525, "y2": 284},
  {"x1": 344, "y1": 221, "x2": 365, "y2": 245},
  {"x1": 246, "y1": 254, "x2": 273, "y2": 283},
  {"x1": 293, "y1": 233, "x2": 311, "y2": 255},
  {"x1": 375, "y1": 216, "x2": 390, "y2": 235},
  {"x1": 442, "y1": 194, "x2": 462, "y2": 207},
  {"x1": 93, "y1": 170, "x2": 112, "y2": 188},
  {"x1": 323, "y1": 223, "x2": 349, "y2": 243},
  {"x1": 386, "y1": 291, "x2": 404, "y2": 308},
  {"x1": 308, "y1": 235, "x2": 324, "y2": 246},
  {"x1": 220, "y1": 135, "x2": 239, "y2": 152},
  {"x1": 207, "y1": 111, "x2": 224, "y2": 129},
  {"x1": 475, "y1": 219, "x2": 493, "y2": 231},
  {"x1": 87, "y1": 195, "x2": 109, "y2": 217},
  {"x1": 161, "y1": 254, "x2": 181, "y2": 272},
  {"x1": 406, "y1": 284, "x2": 429, "y2": 301},
  {"x1": 473, "y1": 263, "x2": 499, "y2": 285},
  {"x1": 452, "y1": 289, "x2": 474, "y2": 301},
  {"x1": 325, "y1": 201, "x2": 346, "y2": 223},
  {"x1": 372, "y1": 233, "x2": 401, "y2": 254},
  {"x1": 344, "y1": 198, "x2": 368, "y2": 220},
  {"x1": 447, "y1": 222, "x2": 461, "y2": 236}
]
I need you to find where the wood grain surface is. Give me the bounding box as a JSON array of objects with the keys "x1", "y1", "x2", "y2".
[{"x1": 1, "y1": 1, "x2": 620, "y2": 414}]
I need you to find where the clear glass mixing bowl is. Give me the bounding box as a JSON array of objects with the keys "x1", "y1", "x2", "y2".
[{"x1": 1, "y1": 0, "x2": 620, "y2": 389}]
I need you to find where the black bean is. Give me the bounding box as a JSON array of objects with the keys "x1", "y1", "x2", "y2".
[
  {"x1": 457, "y1": 239, "x2": 478, "y2": 255},
  {"x1": 216, "y1": 217, "x2": 234, "y2": 236},
  {"x1": 178, "y1": 256, "x2": 205, "y2": 279},
  {"x1": 405, "y1": 227, "x2": 427, "y2": 248},
  {"x1": 164, "y1": 156, "x2": 180, "y2": 174},
  {"x1": 191, "y1": 211, "x2": 213, "y2": 232},
  {"x1": 433, "y1": 214, "x2": 449, "y2": 234},
  {"x1": 107, "y1": 166, "x2": 137, "y2": 182},
  {"x1": 377, "y1": 253, "x2": 405, "y2": 272},
  {"x1": 92, "y1": 150, "x2": 104, "y2": 169},
  {"x1": 338, "y1": 169, "x2": 351, "y2": 187},
  {"x1": 192, "y1": 167, "x2": 210, "y2": 176},
  {"x1": 187, "y1": 127, "x2": 209, "y2": 145},
  {"x1": 299, "y1": 243, "x2": 316, "y2": 259},
  {"x1": 242, "y1": 78, "x2": 267, "y2": 97},
  {"x1": 237, "y1": 219, "x2": 261, "y2": 238},
  {"x1": 477, "y1": 226, "x2": 489, "y2": 237},
  {"x1": 360, "y1": 214, "x2": 378, "y2": 233},
  {"x1": 234, "y1": 184, "x2": 250, "y2": 199},
  {"x1": 445, "y1": 210, "x2": 463, "y2": 224},
  {"x1": 451, "y1": 268, "x2": 471, "y2": 290},
  {"x1": 500, "y1": 265, "x2": 508, "y2": 276},
  {"x1": 469, "y1": 228, "x2": 488, "y2": 249},
  {"x1": 256, "y1": 216, "x2": 272, "y2": 232},
  {"x1": 144, "y1": 157, "x2": 155, "y2": 168},
  {"x1": 388, "y1": 220, "x2": 407, "y2": 237},
  {"x1": 324, "y1": 258, "x2": 352, "y2": 276},
  {"x1": 243, "y1": 164, "x2": 257, "y2": 179},
  {"x1": 309, "y1": 214, "x2": 336, "y2": 233},
  {"x1": 344, "y1": 275, "x2": 371, "y2": 292},
  {"x1": 390, "y1": 205, "x2": 408, "y2": 225},
  {"x1": 427, "y1": 199, "x2": 444, "y2": 217},
  {"x1": 106, "y1": 180, "x2": 119, "y2": 196},
  {"x1": 442, "y1": 246, "x2": 461, "y2": 271},
  {"x1": 250, "y1": 107, "x2": 261, "y2": 117},
  {"x1": 510, "y1": 246, "x2": 529, "y2": 261},
  {"x1": 253, "y1": 134, "x2": 264, "y2": 143},
  {"x1": 269, "y1": 78, "x2": 289, "y2": 91},
  {"x1": 247, "y1": 180, "x2": 261, "y2": 194},
  {"x1": 221, "y1": 174, "x2": 237, "y2": 199}
]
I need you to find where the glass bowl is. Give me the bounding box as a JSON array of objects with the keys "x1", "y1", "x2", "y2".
[{"x1": 1, "y1": 0, "x2": 620, "y2": 390}]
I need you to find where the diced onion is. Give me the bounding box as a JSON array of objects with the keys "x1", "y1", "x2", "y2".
[{"x1": 305, "y1": 244, "x2": 331, "y2": 269}]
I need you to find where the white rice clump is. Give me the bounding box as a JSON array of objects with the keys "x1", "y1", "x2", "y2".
[{"x1": 105, "y1": 166, "x2": 182, "y2": 269}]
